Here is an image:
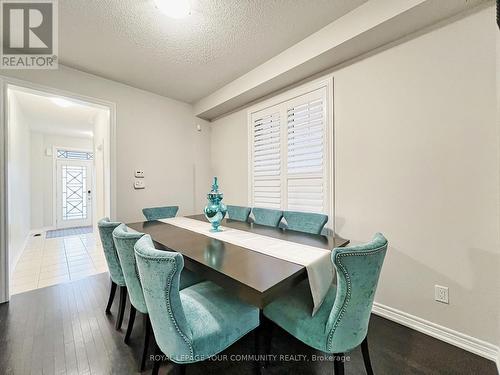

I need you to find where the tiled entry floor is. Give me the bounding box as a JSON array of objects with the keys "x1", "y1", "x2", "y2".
[{"x1": 10, "y1": 230, "x2": 108, "y2": 295}]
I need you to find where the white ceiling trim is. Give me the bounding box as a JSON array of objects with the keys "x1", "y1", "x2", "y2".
[{"x1": 193, "y1": 0, "x2": 489, "y2": 120}]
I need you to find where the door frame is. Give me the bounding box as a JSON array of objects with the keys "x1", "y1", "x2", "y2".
[
  {"x1": 0, "y1": 76, "x2": 117, "y2": 303},
  {"x1": 54, "y1": 148, "x2": 94, "y2": 229}
]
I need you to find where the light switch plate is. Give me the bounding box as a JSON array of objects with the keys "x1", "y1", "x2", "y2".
[
  {"x1": 134, "y1": 180, "x2": 145, "y2": 189},
  {"x1": 135, "y1": 170, "x2": 144, "y2": 178}
]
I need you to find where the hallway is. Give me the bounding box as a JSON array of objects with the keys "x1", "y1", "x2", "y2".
[{"x1": 10, "y1": 230, "x2": 108, "y2": 295}]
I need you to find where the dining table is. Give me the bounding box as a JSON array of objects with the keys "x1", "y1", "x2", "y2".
[{"x1": 127, "y1": 214, "x2": 349, "y2": 309}]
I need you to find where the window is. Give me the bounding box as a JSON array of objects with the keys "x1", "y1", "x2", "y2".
[
  {"x1": 248, "y1": 81, "x2": 332, "y2": 224},
  {"x1": 56, "y1": 149, "x2": 93, "y2": 160}
]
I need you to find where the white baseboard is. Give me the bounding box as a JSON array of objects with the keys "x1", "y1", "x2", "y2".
[{"x1": 372, "y1": 302, "x2": 499, "y2": 365}]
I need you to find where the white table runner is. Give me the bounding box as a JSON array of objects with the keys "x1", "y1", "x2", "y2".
[{"x1": 160, "y1": 216, "x2": 334, "y2": 315}]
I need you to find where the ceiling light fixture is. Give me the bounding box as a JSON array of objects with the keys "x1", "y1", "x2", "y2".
[
  {"x1": 50, "y1": 97, "x2": 74, "y2": 108},
  {"x1": 153, "y1": 0, "x2": 190, "y2": 19}
]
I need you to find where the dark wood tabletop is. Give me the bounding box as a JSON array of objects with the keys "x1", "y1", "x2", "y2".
[{"x1": 127, "y1": 214, "x2": 349, "y2": 308}]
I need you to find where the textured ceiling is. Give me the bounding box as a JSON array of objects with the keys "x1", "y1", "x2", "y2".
[
  {"x1": 11, "y1": 89, "x2": 104, "y2": 138},
  {"x1": 59, "y1": 0, "x2": 367, "y2": 103}
]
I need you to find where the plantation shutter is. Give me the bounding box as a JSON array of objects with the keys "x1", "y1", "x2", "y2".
[
  {"x1": 251, "y1": 109, "x2": 281, "y2": 209},
  {"x1": 250, "y1": 85, "x2": 329, "y2": 218},
  {"x1": 286, "y1": 89, "x2": 327, "y2": 213}
]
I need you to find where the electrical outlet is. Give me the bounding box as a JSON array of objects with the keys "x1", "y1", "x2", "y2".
[
  {"x1": 135, "y1": 170, "x2": 145, "y2": 178},
  {"x1": 133, "y1": 180, "x2": 145, "y2": 189},
  {"x1": 435, "y1": 285, "x2": 449, "y2": 304}
]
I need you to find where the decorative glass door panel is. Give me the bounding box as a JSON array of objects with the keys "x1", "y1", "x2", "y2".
[
  {"x1": 62, "y1": 165, "x2": 87, "y2": 220},
  {"x1": 56, "y1": 160, "x2": 92, "y2": 228}
]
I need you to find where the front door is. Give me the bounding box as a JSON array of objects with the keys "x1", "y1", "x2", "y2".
[{"x1": 56, "y1": 159, "x2": 93, "y2": 228}]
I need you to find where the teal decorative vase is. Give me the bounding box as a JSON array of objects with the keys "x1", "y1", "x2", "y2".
[{"x1": 203, "y1": 177, "x2": 227, "y2": 232}]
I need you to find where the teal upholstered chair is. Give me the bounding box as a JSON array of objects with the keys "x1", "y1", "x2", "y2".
[
  {"x1": 226, "y1": 205, "x2": 251, "y2": 222},
  {"x1": 252, "y1": 207, "x2": 283, "y2": 227},
  {"x1": 142, "y1": 205, "x2": 179, "y2": 221},
  {"x1": 97, "y1": 218, "x2": 127, "y2": 330},
  {"x1": 113, "y1": 224, "x2": 205, "y2": 371},
  {"x1": 263, "y1": 233, "x2": 388, "y2": 375},
  {"x1": 283, "y1": 210, "x2": 328, "y2": 235},
  {"x1": 134, "y1": 235, "x2": 260, "y2": 374}
]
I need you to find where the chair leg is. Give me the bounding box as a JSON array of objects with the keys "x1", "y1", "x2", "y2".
[
  {"x1": 175, "y1": 363, "x2": 186, "y2": 375},
  {"x1": 333, "y1": 353, "x2": 344, "y2": 375},
  {"x1": 140, "y1": 314, "x2": 152, "y2": 372},
  {"x1": 115, "y1": 286, "x2": 127, "y2": 330},
  {"x1": 263, "y1": 317, "x2": 274, "y2": 368},
  {"x1": 152, "y1": 360, "x2": 160, "y2": 375},
  {"x1": 152, "y1": 341, "x2": 162, "y2": 375},
  {"x1": 105, "y1": 280, "x2": 117, "y2": 314},
  {"x1": 361, "y1": 337, "x2": 374, "y2": 375},
  {"x1": 124, "y1": 305, "x2": 136, "y2": 344},
  {"x1": 253, "y1": 328, "x2": 261, "y2": 375}
]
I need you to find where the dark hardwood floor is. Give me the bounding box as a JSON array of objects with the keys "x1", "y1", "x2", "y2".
[{"x1": 0, "y1": 273, "x2": 497, "y2": 375}]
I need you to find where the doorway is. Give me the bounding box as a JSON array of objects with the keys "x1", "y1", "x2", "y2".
[{"x1": 2, "y1": 82, "x2": 115, "y2": 297}]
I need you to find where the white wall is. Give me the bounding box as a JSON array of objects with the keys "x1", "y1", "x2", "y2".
[
  {"x1": 30, "y1": 132, "x2": 43, "y2": 230},
  {"x1": 210, "y1": 110, "x2": 248, "y2": 205},
  {"x1": 334, "y1": 6, "x2": 498, "y2": 347},
  {"x1": 30, "y1": 132, "x2": 93, "y2": 229},
  {"x1": 210, "y1": 7, "x2": 499, "y2": 348},
  {"x1": 7, "y1": 94, "x2": 31, "y2": 276},
  {"x1": 1, "y1": 65, "x2": 212, "y2": 224}
]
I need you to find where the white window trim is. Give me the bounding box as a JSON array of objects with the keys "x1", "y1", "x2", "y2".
[{"x1": 247, "y1": 75, "x2": 334, "y2": 231}]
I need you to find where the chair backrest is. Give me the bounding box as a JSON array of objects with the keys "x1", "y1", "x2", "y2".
[
  {"x1": 325, "y1": 233, "x2": 388, "y2": 353},
  {"x1": 113, "y1": 224, "x2": 147, "y2": 313},
  {"x1": 97, "y1": 217, "x2": 125, "y2": 286},
  {"x1": 252, "y1": 207, "x2": 283, "y2": 227},
  {"x1": 283, "y1": 211, "x2": 328, "y2": 235},
  {"x1": 134, "y1": 235, "x2": 193, "y2": 360},
  {"x1": 142, "y1": 206, "x2": 179, "y2": 221},
  {"x1": 226, "y1": 205, "x2": 251, "y2": 222}
]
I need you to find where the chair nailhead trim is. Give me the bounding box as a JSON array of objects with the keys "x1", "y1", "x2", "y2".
[
  {"x1": 326, "y1": 245, "x2": 386, "y2": 352},
  {"x1": 139, "y1": 253, "x2": 194, "y2": 358}
]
